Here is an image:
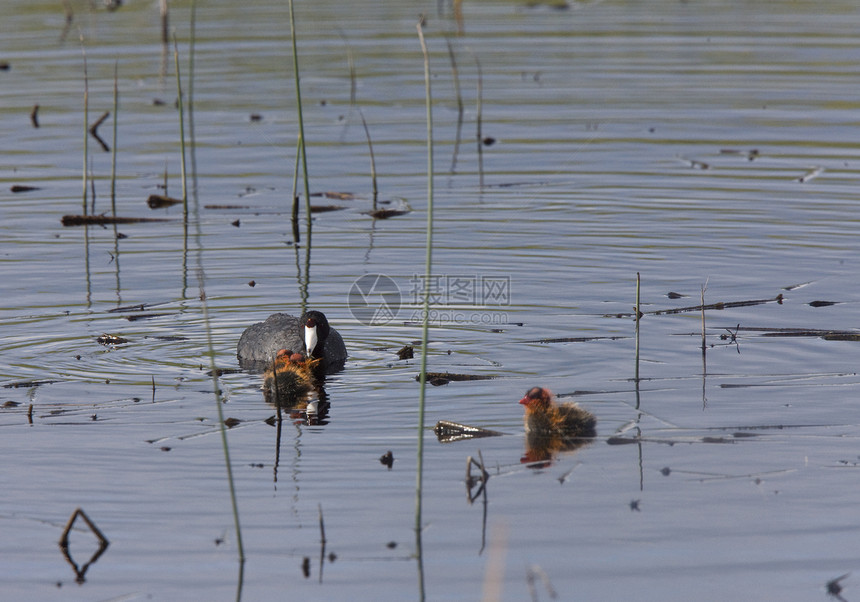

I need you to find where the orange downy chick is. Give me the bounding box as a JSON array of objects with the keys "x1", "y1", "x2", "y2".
[
  {"x1": 519, "y1": 386, "x2": 596, "y2": 439},
  {"x1": 262, "y1": 349, "x2": 320, "y2": 405}
]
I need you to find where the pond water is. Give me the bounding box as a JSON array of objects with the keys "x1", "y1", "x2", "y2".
[{"x1": 2, "y1": 0, "x2": 860, "y2": 600}]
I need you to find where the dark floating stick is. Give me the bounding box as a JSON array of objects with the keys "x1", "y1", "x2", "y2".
[
  {"x1": 30, "y1": 104, "x2": 39, "y2": 128},
  {"x1": 10, "y1": 185, "x2": 40, "y2": 193},
  {"x1": 607, "y1": 294, "x2": 784, "y2": 318},
  {"x1": 62, "y1": 214, "x2": 170, "y2": 226},
  {"x1": 146, "y1": 194, "x2": 183, "y2": 209},
  {"x1": 417, "y1": 372, "x2": 497, "y2": 386},
  {"x1": 364, "y1": 208, "x2": 410, "y2": 219}
]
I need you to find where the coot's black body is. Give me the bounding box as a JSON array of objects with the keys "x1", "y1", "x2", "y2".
[{"x1": 237, "y1": 310, "x2": 347, "y2": 373}]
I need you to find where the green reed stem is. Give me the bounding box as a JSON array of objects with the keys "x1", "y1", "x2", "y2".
[
  {"x1": 110, "y1": 61, "x2": 118, "y2": 213},
  {"x1": 415, "y1": 21, "x2": 433, "y2": 602},
  {"x1": 288, "y1": 0, "x2": 313, "y2": 251},
  {"x1": 182, "y1": 16, "x2": 244, "y2": 566},
  {"x1": 188, "y1": 0, "x2": 198, "y2": 196},
  {"x1": 291, "y1": 134, "x2": 301, "y2": 242},
  {"x1": 172, "y1": 36, "x2": 188, "y2": 214},
  {"x1": 80, "y1": 36, "x2": 89, "y2": 214},
  {"x1": 635, "y1": 272, "x2": 641, "y2": 381},
  {"x1": 358, "y1": 108, "x2": 379, "y2": 208}
]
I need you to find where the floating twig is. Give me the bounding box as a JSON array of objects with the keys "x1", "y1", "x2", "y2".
[
  {"x1": 88, "y1": 110, "x2": 110, "y2": 152},
  {"x1": 62, "y1": 214, "x2": 170, "y2": 226}
]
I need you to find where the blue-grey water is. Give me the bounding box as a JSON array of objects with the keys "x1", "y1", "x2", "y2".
[{"x1": 2, "y1": 0, "x2": 860, "y2": 600}]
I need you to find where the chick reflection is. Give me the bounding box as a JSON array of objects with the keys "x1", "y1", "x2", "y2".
[
  {"x1": 519, "y1": 387, "x2": 596, "y2": 466},
  {"x1": 262, "y1": 349, "x2": 330, "y2": 425}
]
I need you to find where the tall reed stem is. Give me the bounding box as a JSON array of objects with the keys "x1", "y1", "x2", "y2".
[
  {"x1": 80, "y1": 36, "x2": 89, "y2": 214},
  {"x1": 172, "y1": 36, "x2": 188, "y2": 213},
  {"x1": 288, "y1": 0, "x2": 313, "y2": 251},
  {"x1": 110, "y1": 61, "x2": 118, "y2": 213},
  {"x1": 634, "y1": 272, "x2": 641, "y2": 381},
  {"x1": 415, "y1": 21, "x2": 434, "y2": 602}
]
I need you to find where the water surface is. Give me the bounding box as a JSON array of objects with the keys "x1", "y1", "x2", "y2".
[{"x1": 2, "y1": 0, "x2": 860, "y2": 600}]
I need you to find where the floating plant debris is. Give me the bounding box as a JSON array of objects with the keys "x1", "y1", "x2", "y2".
[
  {"x1": 204, "y1": 204, "x2": 251, "y2": 210},
  {"x1": 124, "y1": 313, "x2": 170, "y2": 321},
  {"x1": 530, "y1": 335, "x2": 627, "y2": 344},
  {"x1": 418, "y1": 372, "x2": 497, "y2": 386},
  {"x1": 312, "y1": 191, "x2": 355, "y2": 200},
  {"x1": 310, "y1": 204, "x2": 345, "y2": 213},
  {"x1": 434, "y1": 420, "x2": 504, "y2": 443},
  {"x1": 808, "y1": 300, "x2": 838, "y2": 307},
  {"x1": 96, "y1": 334, "x2": 129, "y2": 345},
  {"x1": 62, "y1": 215, "x2": 170, "y2": 226},
  {"x1": 729, "y1": 326, "x2": 860, "y2": 341},
  {"x1": 10, "y1": 185, "x2": 40, "y2": 193},
  {"x1": 30, "y1": 104, "x2": 39, "y2": 128},
  {"x1": 379, "y1": 450, "x2": 394, "y2": 469},
  {"x1": 666, "y1": 291, "x2": 687, "y2": 299},
  {"x1": 797, "y1": 166, "x2": 823, "y2": 183},
  {"x1": 108, "y1": 303, "x2": 150, "y2": 313},
  {"x1": 3, "y1": 379, "x2": 57, "y2": 389},
  {"x1": 396, "y1": 345, "x2": 413, "y2": 359},
  {"x1": 146, "y1": 194, "x2": 183, "y2": 209},
  {"x1": 365, "y1": 208, "x2": 410, "y2": 219},
  {"x1": 609, "y1": 294, "x2": 784, "y2": 318}
]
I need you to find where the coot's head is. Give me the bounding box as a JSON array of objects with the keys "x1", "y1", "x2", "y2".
[
  {"x1": 519, "y1": 386, "x2": 553, "y2": 410},
  {"x1": 302, "y1": 310, "x2": 331, "y2": 359}
]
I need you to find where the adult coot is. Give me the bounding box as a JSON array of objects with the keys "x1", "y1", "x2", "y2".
[{"x1": 237, "y1": 310, "x2": 347, "y2": 372}]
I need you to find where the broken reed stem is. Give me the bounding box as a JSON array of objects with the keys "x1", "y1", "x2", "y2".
[
  {"x1": 291, "y1": 134, "x2": 301, "y2": 242},
  {"x1": 288, "y1": 0, "x2": 313, "y2": 251},
  {"x1": 415, "y1": 21, "x2": 434, "y2": 602},
  {"x1": 358, "y1": 108, "x2": 379, "y2": 208},
  {"x1": 172, "y1": 35, "x2": 188, "y2": 211},
  {"x1": 159, "y1": 0, "x2": 169, "y2": 45},
  {"x1": 634, "y1": 272, "x2": 641, "y2": 382},
  {"x1": 110, "y1": 61, "x2": 118, "y2": 212},
  {"x1": 80, "y1": 35, "x2": 89, "y2": 214},
  {"x1": 318, "y1": 503, "x2": 327, "y2": 544}
]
